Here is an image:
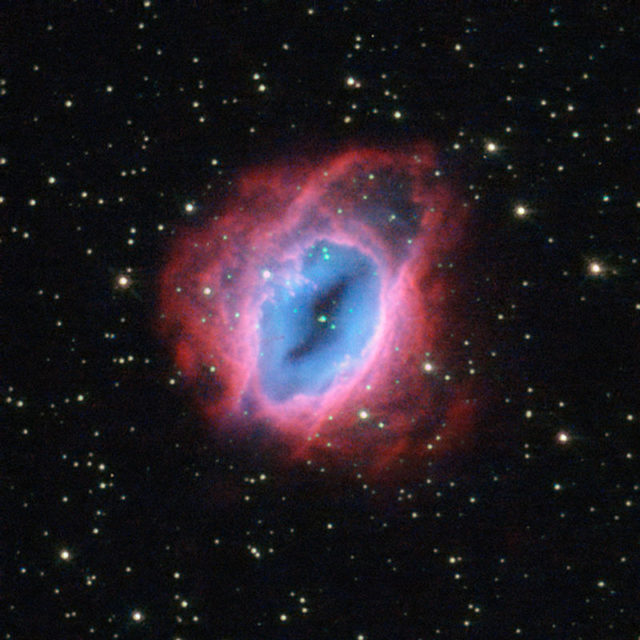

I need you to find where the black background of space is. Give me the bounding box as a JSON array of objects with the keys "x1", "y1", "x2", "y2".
[{"x1": 2, "y1": 2, "x2": 639, "y2": 639}]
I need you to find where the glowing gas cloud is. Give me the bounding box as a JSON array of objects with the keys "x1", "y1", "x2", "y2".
[{"x1": 158, "y1": 144, "x2": 479, "y2": 475}]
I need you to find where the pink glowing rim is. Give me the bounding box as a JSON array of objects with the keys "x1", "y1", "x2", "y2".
[{"x1": 157, "y1": 144, "x2": 479, "y2": 475}]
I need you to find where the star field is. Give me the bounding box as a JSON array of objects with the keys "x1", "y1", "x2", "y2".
[{"x1": 2, "y1": 2, "x2": 639, "y2": 639}]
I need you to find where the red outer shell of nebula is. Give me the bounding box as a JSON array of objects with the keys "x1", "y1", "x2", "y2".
[{"x1": 157, "y1": 144, "x2": 479, "y2": 476}]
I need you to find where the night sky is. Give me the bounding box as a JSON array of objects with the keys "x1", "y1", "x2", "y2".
[{"x1": 2, "y1": 2, "x2": 639, "y2": 639}]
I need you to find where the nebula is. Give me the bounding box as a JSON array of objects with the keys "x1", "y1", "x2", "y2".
[
  {"x1": 157, "y1": 144, "x2": 478, "y2": 475},
  {"x1": 258, "y1": 240, "x2": 381, "y2": 403}
]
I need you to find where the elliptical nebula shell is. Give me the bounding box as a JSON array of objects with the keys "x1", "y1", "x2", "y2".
[{"x1": 158, "y1": 144, "x2": 479, "y2": 475}]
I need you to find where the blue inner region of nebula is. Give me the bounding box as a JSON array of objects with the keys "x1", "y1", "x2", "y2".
[{"x1": 258, "y1": 241, "x2": 381, "y2": 402}]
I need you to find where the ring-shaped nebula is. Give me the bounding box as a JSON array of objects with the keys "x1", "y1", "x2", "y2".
[{"x1": 157, "y1": 144, "x2": 479, "y2": 476}]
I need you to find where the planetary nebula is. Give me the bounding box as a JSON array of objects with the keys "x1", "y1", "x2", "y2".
[{"x1": 158, "y1": 144, "x2": 477, "y2": 472}]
